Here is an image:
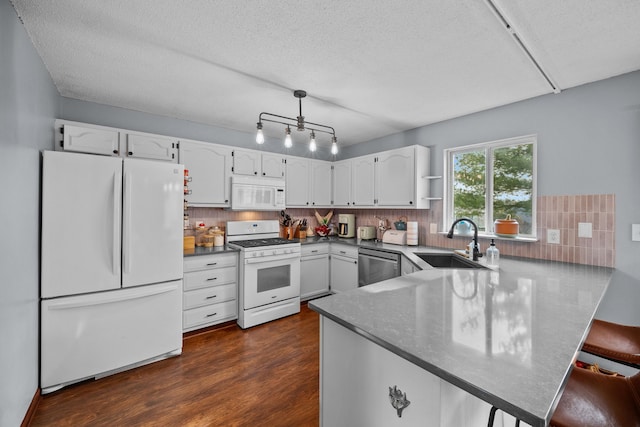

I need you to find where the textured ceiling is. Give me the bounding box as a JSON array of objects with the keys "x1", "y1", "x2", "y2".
[{"x1": 10, "y1": 0, "x2": 640, "y2": 149}]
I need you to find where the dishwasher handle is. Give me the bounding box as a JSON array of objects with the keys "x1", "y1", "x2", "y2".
[{"x1": 358, "y1": 247, "x2": 401, "y2": 263}]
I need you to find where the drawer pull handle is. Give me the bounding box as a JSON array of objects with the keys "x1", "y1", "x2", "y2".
[
  {"x1": 205, "y1": 295, "x2": 218, "y2": 299},
  {"x1": 206, "y1": 277, "x2": 218, "y2": 281},
  {"x1": 206, "y1": 262, "x2": 218, "y2": 266},
  {"x1": 205, "y1": 312, "x2": 218, "y2": 318},
  {"x1": 311, "y1": 250, "x2": 318, "y2": 253},
  {"x1": 339, "y1": 251, "x2": 346, "y2": 254},
  {"x1": 389, "y1": 386, "x2": 410, "y2": 418}
]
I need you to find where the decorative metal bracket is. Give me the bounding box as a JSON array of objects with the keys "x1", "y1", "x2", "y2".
[{"x1": 389, "y1": 385, "x2": 411, "y2": 418}]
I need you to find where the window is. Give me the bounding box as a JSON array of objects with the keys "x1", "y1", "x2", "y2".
[{"x1": 444, "y1": 135, "x2": 537, "y2": 238}]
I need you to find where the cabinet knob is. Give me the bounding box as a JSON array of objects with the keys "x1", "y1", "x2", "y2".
[
  {"x1": 409, "y1": 201, "x2": 413, "y2": 205},
  {"x1": 254, "y1": 171, "x2": 258, "y2": 175},
  {"x1": 113, "y1": 150, "x2": 119, "y2": 155},
  {"x1": 128, "y1": 151, "x2": 133, "y2": 156},
  {"x1": 262, "y1": 172, "x2": 266, "y2": 176}
]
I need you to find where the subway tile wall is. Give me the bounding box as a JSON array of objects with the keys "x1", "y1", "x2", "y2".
[{"x1": 188, "y1": 193, "x2": 615, "y2": 267}]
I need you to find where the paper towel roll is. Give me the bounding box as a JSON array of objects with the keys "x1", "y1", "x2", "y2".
[{"x1": 407, "y1": 221, "x2": 418, "y2": 245}]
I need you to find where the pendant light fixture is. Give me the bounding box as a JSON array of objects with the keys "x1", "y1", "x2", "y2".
[{"x1": 255, "y1": 90, "x2": 338, "y2": 154}]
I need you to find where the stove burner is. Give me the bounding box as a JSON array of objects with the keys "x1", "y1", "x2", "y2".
[{"x1": 230, "y1": 238, "x2": 295, "y2": 248}]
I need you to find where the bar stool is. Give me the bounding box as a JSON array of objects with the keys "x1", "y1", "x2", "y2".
[
  {"x1": 582, "y1": 319, "x2": 640, "y2": 368},
  {"x1": 550, "y1": 365, "x2": 640, "y2": 427}
]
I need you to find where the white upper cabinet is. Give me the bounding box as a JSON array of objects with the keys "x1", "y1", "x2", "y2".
[
  {"x1": 179, "y1": 140, "x2": 232, "y2": 207},
  {"x1": 310, "y1": 160, "x2": 332, "y2": 207},
  {"x1": 351, "y1": 155, "x2": 376, "y2": 207},
  {"x1": 285, "y1": 157, "x2": 311, "y2": 207},
  {"x1": 124, "y1": 133, "x2": 178, "y2": 162},
  {"x1": 59, "y1": 123, "x2": 120, "y2": 156},
  {"x1": 285, "y1": 157, "x2": 332, "y2": 208},
  {"x1": 376, "y1": 146, "x2": 418, "y2": 207},
  {"x1": 56, "y1": 120, "x2": 177, "y2": 163},
  {"x1": 261, "y1": 153, "x2": 286, "y2": 178},
  {"x1": 232, "y1": 149, "x2": 284, "y2": 178},
  {"x1": 332, "y1": 160, "x2": 352, "y2": 207}
]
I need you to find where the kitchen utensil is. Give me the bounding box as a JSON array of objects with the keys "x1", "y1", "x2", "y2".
[{"x1": 494, "y1": 214, "x2": 519, "y2": 237}]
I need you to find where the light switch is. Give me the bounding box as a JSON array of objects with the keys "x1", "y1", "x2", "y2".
[
  {"x1": 578, "y1": 222, "x2": 592, "y2": 238},
  {"x1": 632, "y1": 224, "x2": 640, "y2": 242},
  {"x1": 430, "y1": 223, "x2": 437, "y2": 234}
]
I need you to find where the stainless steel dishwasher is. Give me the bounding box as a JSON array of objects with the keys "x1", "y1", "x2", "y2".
[{"x1": 358, "y1": 247, "x2": 401, "y2": 287}]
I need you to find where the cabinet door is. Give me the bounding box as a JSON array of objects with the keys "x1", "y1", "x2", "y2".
[
  {"x1": 310, "y1": 160, "x2": 332, "y2": 207},
  {"x1": 300, "y1": 254, "x2": 330, "y2": 300},
  {"x1": 332, "y1": 160, "x2": 352, "y2": 207},
  {"x1": 233, "y1": 149, "x2": 261, "y2": 176},
  {"x1": 261, "y1": 153, "x2": 285, "y2": 178},
  {"x1": 376, "y1": 147, "x2": 415, "y2": 206},
  {"x1": 180, "y1": 140, "x2": 232, "y2": 206},
  {"x1": 330, "y1": 254, "x2": 358, "y2": 293},
  {"x1": 352, "y1": 155, "x2": 376, "y2": 206},
  {"x1": 285, "y1": 157, "x2": 310, "y2": 207},
  {"x1": 62, "y1": 125, "x2": 120, "y2": 156},
  {"x1": 125, "y1": 134, "x2": 178, "y2": 163},
  {"x1": 321, "y1": 317, "x2": 441, "y2": 426}
]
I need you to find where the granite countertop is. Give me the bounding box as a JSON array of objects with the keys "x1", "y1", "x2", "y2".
[
  {"x1": 309, "y1": 255, "x2": 613, "y2": 426},
  {"x1": 183, "y1": 245, "x2": 239, "y2": 257}
]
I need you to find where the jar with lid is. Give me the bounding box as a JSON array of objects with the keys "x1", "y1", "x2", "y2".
[{"x1": 195, "y1": 222, "x2": 207, "y2": 247}]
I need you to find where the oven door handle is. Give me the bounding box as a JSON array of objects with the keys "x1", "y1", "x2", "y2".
[{"x1": 244, "y1": 253, "x2": 300, "y2": 264}]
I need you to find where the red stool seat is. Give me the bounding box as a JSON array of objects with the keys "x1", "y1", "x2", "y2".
[
  {"x1": 550, "y1": 367, "x2": 640, "y2": 427},
  {"x1": 583, "y1": 319, "x2": 640, "y2": 367}
]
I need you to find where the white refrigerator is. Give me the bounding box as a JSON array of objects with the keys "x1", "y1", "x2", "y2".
[{"x1": 40, "y1": 151, "x2": 184, "y2": 393}]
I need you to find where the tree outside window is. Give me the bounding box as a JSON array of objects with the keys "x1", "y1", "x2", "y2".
[{"x1": 445, "y1": 135, "x2": 536, "y2": 237}]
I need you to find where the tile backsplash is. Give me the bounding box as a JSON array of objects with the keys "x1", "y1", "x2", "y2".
[{"x1": 188, "y1": 193, "x2": 615, "y2": 267}]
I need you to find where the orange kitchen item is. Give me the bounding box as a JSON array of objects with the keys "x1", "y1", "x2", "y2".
[
  {"x1": 494, "y1": 214, "x2": 519, "y2": 237},
  {"x1": 183, "y1": 235, "x2": 195, "y2": 250}
]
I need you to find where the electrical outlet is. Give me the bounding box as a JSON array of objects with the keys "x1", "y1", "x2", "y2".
[
  {"x1": 430, "y1": 223, "x2": 437, "y2": 234},
  {"x1": 578, "y1": 222, "x2": 592, "y2": 238},
  {"x1": 632, "y1": 224, "x2": 640, "y2": 242},
  {"x1": 547, "y1": 229, "x2": 560, "y2": 244}
]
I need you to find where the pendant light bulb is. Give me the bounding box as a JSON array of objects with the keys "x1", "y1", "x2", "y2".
[
  {"x1": 309, "y1": 131, "x2": 317, "y2": 152},
  {"x1": 331, "y1": 136, "x2": 338, "y2": 155},
  {"x1": 284, "y1": 126, "x2": 293, "y2": 148},
  {"x1": 256, "y1": 122, "x2": 264, "y2": 144}
]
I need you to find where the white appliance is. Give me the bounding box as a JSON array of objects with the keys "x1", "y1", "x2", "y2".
[
  {"x1": 382, "y1": 229, "x2": 407, "y2": 245},
  {"x1": 40, "y1": 151, "x2": 184, "y2": 393},
  {"x1": 230, "y1": 175, "x2": 286, "y2": 211},
  {"x1": 226, "y1": 220, "x2": 301, "y2": 329}
]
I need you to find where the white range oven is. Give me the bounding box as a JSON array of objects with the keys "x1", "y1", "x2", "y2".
[{"x1": 226, "y1": 220, "x2": 301, "y2": 329}]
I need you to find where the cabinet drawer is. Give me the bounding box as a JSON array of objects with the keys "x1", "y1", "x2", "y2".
[
  {"x1": 302, "y1": 243, "x2": 329, "y2": 257},
  {"x1": 184, "y1": 266, "x2": 237, "y2": 291},
  {"x1": 183, "y1": 300, "x2": 237, "y2": 330},
  {"x1": 330, "y1": 244, "x2": 358, "y2": 259},
  {"x1": 184, "y1": 253, "x2": 237, "y2": 272},
  {"x1": 183, "y1": 283, "x2": 237, "y2": 310}
]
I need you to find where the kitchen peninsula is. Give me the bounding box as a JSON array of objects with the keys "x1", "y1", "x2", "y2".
[{"x1": 309, "y1": 255, "x2": 613, "y2": 426}]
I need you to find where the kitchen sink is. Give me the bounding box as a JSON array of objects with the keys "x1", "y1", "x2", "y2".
[{"x1": 414, "y1": 253, "x2": 486, "y2": 269}]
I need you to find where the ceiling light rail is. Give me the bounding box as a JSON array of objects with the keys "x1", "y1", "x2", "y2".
[
  {"x1": 483, "y1": 0, "x2": 560, "y2": 94},
  {"x1": 256, "y1": 90, "x2": 338, "y2": 154}
]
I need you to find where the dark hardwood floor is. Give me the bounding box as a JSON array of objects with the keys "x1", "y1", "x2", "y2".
[{"x1": 31, "y1": 304, "x2": 320, "y2": 426}]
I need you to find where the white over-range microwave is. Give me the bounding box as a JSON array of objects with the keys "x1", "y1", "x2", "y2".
[{"x1": 230, "y1": 175, "x2": 286, "y2": 211}]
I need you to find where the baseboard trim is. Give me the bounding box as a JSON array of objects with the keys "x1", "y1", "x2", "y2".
[{"x1": 21, "y1": 388, "x2": 41, "y2": 427}]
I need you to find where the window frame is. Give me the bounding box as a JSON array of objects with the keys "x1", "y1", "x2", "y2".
[{"x1": 443, "y1": 134, "x2": 538, "y2": 239}]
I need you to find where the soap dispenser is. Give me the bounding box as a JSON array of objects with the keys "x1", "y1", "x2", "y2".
[{"x1": 486, "y1": 239, "x2": 499, "y2": 267}]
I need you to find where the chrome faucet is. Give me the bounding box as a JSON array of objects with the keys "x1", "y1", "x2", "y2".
[{"x1": 447, "y1": 218, "x2": 481, "y2": 261}]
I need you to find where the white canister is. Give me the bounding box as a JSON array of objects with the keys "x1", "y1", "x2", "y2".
[
  {"x1": 213, "y1": 234, "x2": 224, "y2": 247},
  {"x1": 407, "y1": 221, "x2": 418, "y2": 246}
]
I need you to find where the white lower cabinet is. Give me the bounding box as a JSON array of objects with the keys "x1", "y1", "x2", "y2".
[
  {"x1": 329, "y1": 244, "x2": 359, "y2": 293},
  {"x1": 182, "y1": 252, "x2": 238, "y2": 331},
  {"x1": 300, "y1": 243, "x2": 330, "y2": 300},
  {"x1": 321, "y1": 317, "x2": 441, "y2": 426}
]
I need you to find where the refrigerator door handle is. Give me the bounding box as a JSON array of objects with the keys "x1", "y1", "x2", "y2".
[
  {"x1": 45, "y1": 283, "x2": 178, "y2": 310},
  {"x1": 113, "y1": 172, "x2": 121, "y2": 276},
  {"x1": 123, "y1": 171, "x2": 132, "y2": 274}
]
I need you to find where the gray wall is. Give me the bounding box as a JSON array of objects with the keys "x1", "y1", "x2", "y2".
[
  {"x1": 343, "y1": 71, "x2": 640, "y2": 324},
  {"x1": 0, "y1": 0, "x2": 58, "y2": 425}
]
